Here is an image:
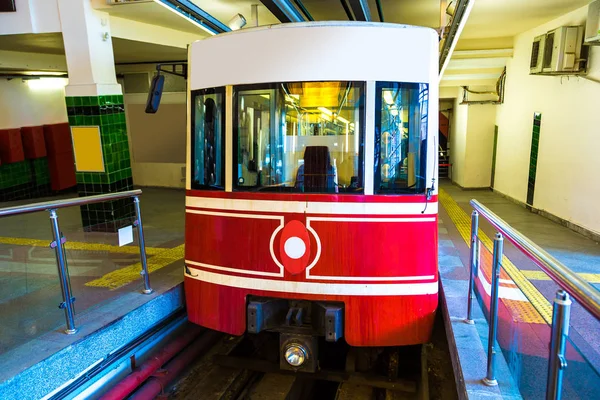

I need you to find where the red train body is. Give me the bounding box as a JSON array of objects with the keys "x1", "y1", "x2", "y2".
[{"x1": 185, "y1": 191, "x2": 438, "y2": 346}]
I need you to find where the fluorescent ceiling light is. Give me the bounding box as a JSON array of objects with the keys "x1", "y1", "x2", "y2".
[
  {"x1": 153, "y1": 0, "x2": 219, "y2": 36},
  {"x1": 337, "y1": 115, "x2": 349, "y2": 124},
  {"x1": 318, "y1": 107, "x2": 333, "y2": 116},
  {"x1": 26, "y1": 78, "x2": 68, "y2": 90}
]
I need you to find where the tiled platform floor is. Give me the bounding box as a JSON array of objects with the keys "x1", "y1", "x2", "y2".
[{"x1": 0, "y1": 188, "x2": 185, "y2": 355}]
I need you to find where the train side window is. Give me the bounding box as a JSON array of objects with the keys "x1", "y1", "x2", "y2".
[
  {"x1": 191, "y1": 87, "x2": 225, "y2": 190},
  {"x1": 374, "y1": 82, "x2": 429, "y2": 194},
  {"x1": 233, "y1": 81, "x2": 365, "y2": 193}
]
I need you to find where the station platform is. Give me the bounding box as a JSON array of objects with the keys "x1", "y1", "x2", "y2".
[
  {"x1": 0, "y1": 184, "x2": 598, "y2": 399},
  {"x1": 438, "y1": 181, "x2": 600, "y2": 399},
  {"x1": 0, "y1": 188, "x2": 186, "y2": 399}
]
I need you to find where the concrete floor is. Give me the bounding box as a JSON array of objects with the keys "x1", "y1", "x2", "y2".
[{"x1": 0, "y1": 187, "x2": 185, "y2": 355}]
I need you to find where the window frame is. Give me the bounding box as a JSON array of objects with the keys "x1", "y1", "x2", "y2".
[
  {"x1": 190, "y1": 86, "x2": 226, "y2": 191},
  {"x1": 374, "y1": 81, "x2": 429, "y2": 195},
  {"x1": 232, "y1": 81, "x2": 366, "y2": 194}
]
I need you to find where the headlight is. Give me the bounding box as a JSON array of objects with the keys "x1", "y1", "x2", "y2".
[{"x1": 284, "y1": 344, "x2": 307, "y2": 367}]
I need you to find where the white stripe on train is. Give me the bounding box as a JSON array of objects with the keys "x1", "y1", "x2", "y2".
[
  {"x1": 185, "y1": 267, "x2": 439, "y2": 296},
  {"x1": 186, "y1": 196, "x2": 438, "y2": 216}
]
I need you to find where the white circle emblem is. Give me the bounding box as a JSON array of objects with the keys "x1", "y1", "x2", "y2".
[{"x1": 284, "y1": 237, "x2": 306, "y2": 260}]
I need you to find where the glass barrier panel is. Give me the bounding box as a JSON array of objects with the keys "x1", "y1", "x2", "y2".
[
  {"x1": 474, "y1": 237, "x2": 492, "y2": 315},
  {"x1": 560, "y1": 298, "x2": 600, "y2": 399},
  {"x1": 61, "y1": 202, "x2": 142, "y2": 314},
  {"x1": 495, "y1": 263, "x2": 552, "y2": 399},
  {"x1": 0, "y1": 213, "x2": 64, "y2": 355}
]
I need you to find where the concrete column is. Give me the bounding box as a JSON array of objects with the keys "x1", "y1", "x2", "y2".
[{"x1": 58, "y1": 0, "x2": 134, "y2": 232}]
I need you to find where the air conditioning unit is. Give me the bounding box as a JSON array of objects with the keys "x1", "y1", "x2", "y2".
[
  {"x1": 542, "y1": 26, "x2": 584, "y2": 73},
  {"x1": 530, "y1": 34, "x2": 545, "y2": 74},
  {"x1": 586, "y1": 0, "x2": 600, "y2": 45}
]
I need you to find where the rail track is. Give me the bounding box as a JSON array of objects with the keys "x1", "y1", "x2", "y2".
[
  {"x1": 166, "y1": 330, "x2": 431, "y2": 400},
  {"x1": 59, "y1": 311, "x2": 454, "y2": 399}
]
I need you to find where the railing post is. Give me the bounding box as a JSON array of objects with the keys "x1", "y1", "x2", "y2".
[
  {"x1": 483, "y1": 232, "x2": 503, "y2": 386},
  {"x1": 133, "y1": 196, "x2": 153, "y2": 294},
  {"x1": 546, "y1": 290, "x2": 571, "y2": 400},
  {"x1": 465, "y1": 210, "x2": 479, "y2": 324},
  {"x1": 48, "y1": 209, "x2": 77, "y2": 334}
]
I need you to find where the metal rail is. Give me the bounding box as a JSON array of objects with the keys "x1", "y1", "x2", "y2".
[
  {"x1": 0, "y1": 189, "x2": 142, "y2": 217},
  {"x1": 470, "y1": 199, "x2": 600, "y2": 319},
  {"x1": 0, "y1": 189, "x2": 151, "y2": 334},
  {"x1": 468, "y1": 199, "x2": 599, "y2": 399}
]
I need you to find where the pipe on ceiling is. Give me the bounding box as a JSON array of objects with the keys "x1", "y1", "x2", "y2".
[
  {"x1": 293, "y1": 0, "x2": 314, "y2": 21},
  {"x1": 439, "y1": 0, "x2": 474, "y2": 79},
  {"x1": 347, "y1": 0, "x2": 372, "y2": 22},
  {"x1": 375, "y1": 0, "x2": 384, "y2": 22},
  {"x1": 339, "y1": 0, "x2": 354, "y2": 20},
  {"x1": 260, "y1": 0, "x2": 305, "y2": 23},
  {"x1": 153, "y1": 0, "x2": 230, "y2": 35}
]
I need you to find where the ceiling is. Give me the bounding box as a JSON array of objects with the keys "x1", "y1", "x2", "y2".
[
  {"x1": 200, "y1": 0, "x2": 589, "y2": 42},
  {"x1": 0, "y1": 33, "x2": 187, "y2": 70},
  {"x1": 1, "y1": 0, "x2": 592, "y2": 82},
  {"x1": 99, "y1": 0, "x2": 591, "y2": 47},
  {"x1": 0, "y1": 33, "x2": 65, "y2": 55},
  {"x1": 112, "y1": 38, "x2": 186, "y2": 63}
]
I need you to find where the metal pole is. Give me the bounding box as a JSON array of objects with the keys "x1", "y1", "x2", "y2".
[
  {"x1": 483, "y1": 232, "x2": 503, "y2": 386},
  {"x1": 465, "y1": 210, "x2": 479, "y2": 324},
  {"x1": 546, "y1": 290, "x2": 571, "y2": 400},
  {"x1": 48, "y1": 209, "x2": 77, "y2": 334},
  {"x1": 133, "y1": 196, "x2": 153, "y2": 294}
]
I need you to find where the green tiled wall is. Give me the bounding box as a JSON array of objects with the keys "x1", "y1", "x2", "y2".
[
  {"x1": 66, "y1": 94, "x2": 134, "y2": 231},
  {"x1": 32, "y1": 157, "x2": 50, "y2": 185},
  {"x1": 0, "y1": 161, "x2": 31, "y2": 190},
  {"x1": 0, "y1": 158, "x2": 50, "y2": 202},
  {"x1": 526, "y1": 113, "x2": 542, "y2": 209}
]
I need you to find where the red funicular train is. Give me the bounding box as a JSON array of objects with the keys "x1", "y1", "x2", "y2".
[{"x1": 184, "y1": 22, "x2": 439, "y2": 371}]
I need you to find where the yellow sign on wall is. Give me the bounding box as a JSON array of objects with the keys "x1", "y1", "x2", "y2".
[{"x1": 71, "y1": 126, "x2": 105, "y2": 172}]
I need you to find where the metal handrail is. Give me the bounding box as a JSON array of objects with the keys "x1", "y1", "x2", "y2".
[
  {"x1": 0, "y1": 188, "x2": 151, "y2": 335},
  {"x1": 470, "y1": 199, "x2": 600, "y2": 320},
  {"x1": 0, "y1": 189, "x2": 143, "y2": 218}
]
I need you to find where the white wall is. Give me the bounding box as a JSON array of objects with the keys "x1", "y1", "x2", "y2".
[
  {"x1": 0, "y1": 78, "x2": 67, "y2": 129},
  {"x1": 495, "y1": 5, "x2": 600, "y2": 234},
  {"x1": 450, "y1": 96, "x2": 468, "y2": 186},
  {"x1": 464, "y1": 104, "x2": 496, "y2": 187},
  {"x1": 0, "y1": 0, "x2": 33, "y2": 34},
  {"x1": 123, "y1": 92, "x2": 186, "y2": 189},
  {"x1": 0, "y1": 0, "x2": 60, "y2": 34}
]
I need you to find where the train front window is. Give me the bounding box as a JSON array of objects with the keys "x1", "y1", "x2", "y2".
[
  {"x1": 191, "y1": 87, "x2": 225, "y2": 190},
  {"x1": 233, "y1": 81, "x2": 365, "y2": 193},
  {"x1": 375, "y1": 82, "x2": 429, "y2": 194}
]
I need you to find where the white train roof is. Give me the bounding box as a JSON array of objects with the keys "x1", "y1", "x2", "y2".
[{"x1": 189, "y1": 21, "x2": 438, "y2": 91}]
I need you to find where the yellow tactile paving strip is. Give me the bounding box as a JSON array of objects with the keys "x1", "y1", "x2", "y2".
[
  {"x1": 521, "y1": 270, "x2": 600, "y2": 283},
  {"x1": 439, "y1": 188, "x2": 552, "y2": 324},
  {"x1": 0, "y1": 236, "x2": 164, "y2": 256},
  {"x1": 85, "y1": 244, "x2": 185, "y2": 290},
  {"x1": 0, "y1": 235, "x2": 182, "y2": 290}
]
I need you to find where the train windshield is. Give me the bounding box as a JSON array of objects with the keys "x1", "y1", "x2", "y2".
[
  {"x1": 191, "y1": 87, "x2": 225, "y2": 190},
  {"x1": 375, "y1": 82, "x2": 429, "y2": 194},
  {"x1": 234, "y1": 81, "x2": 365, "y2": 193}
]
